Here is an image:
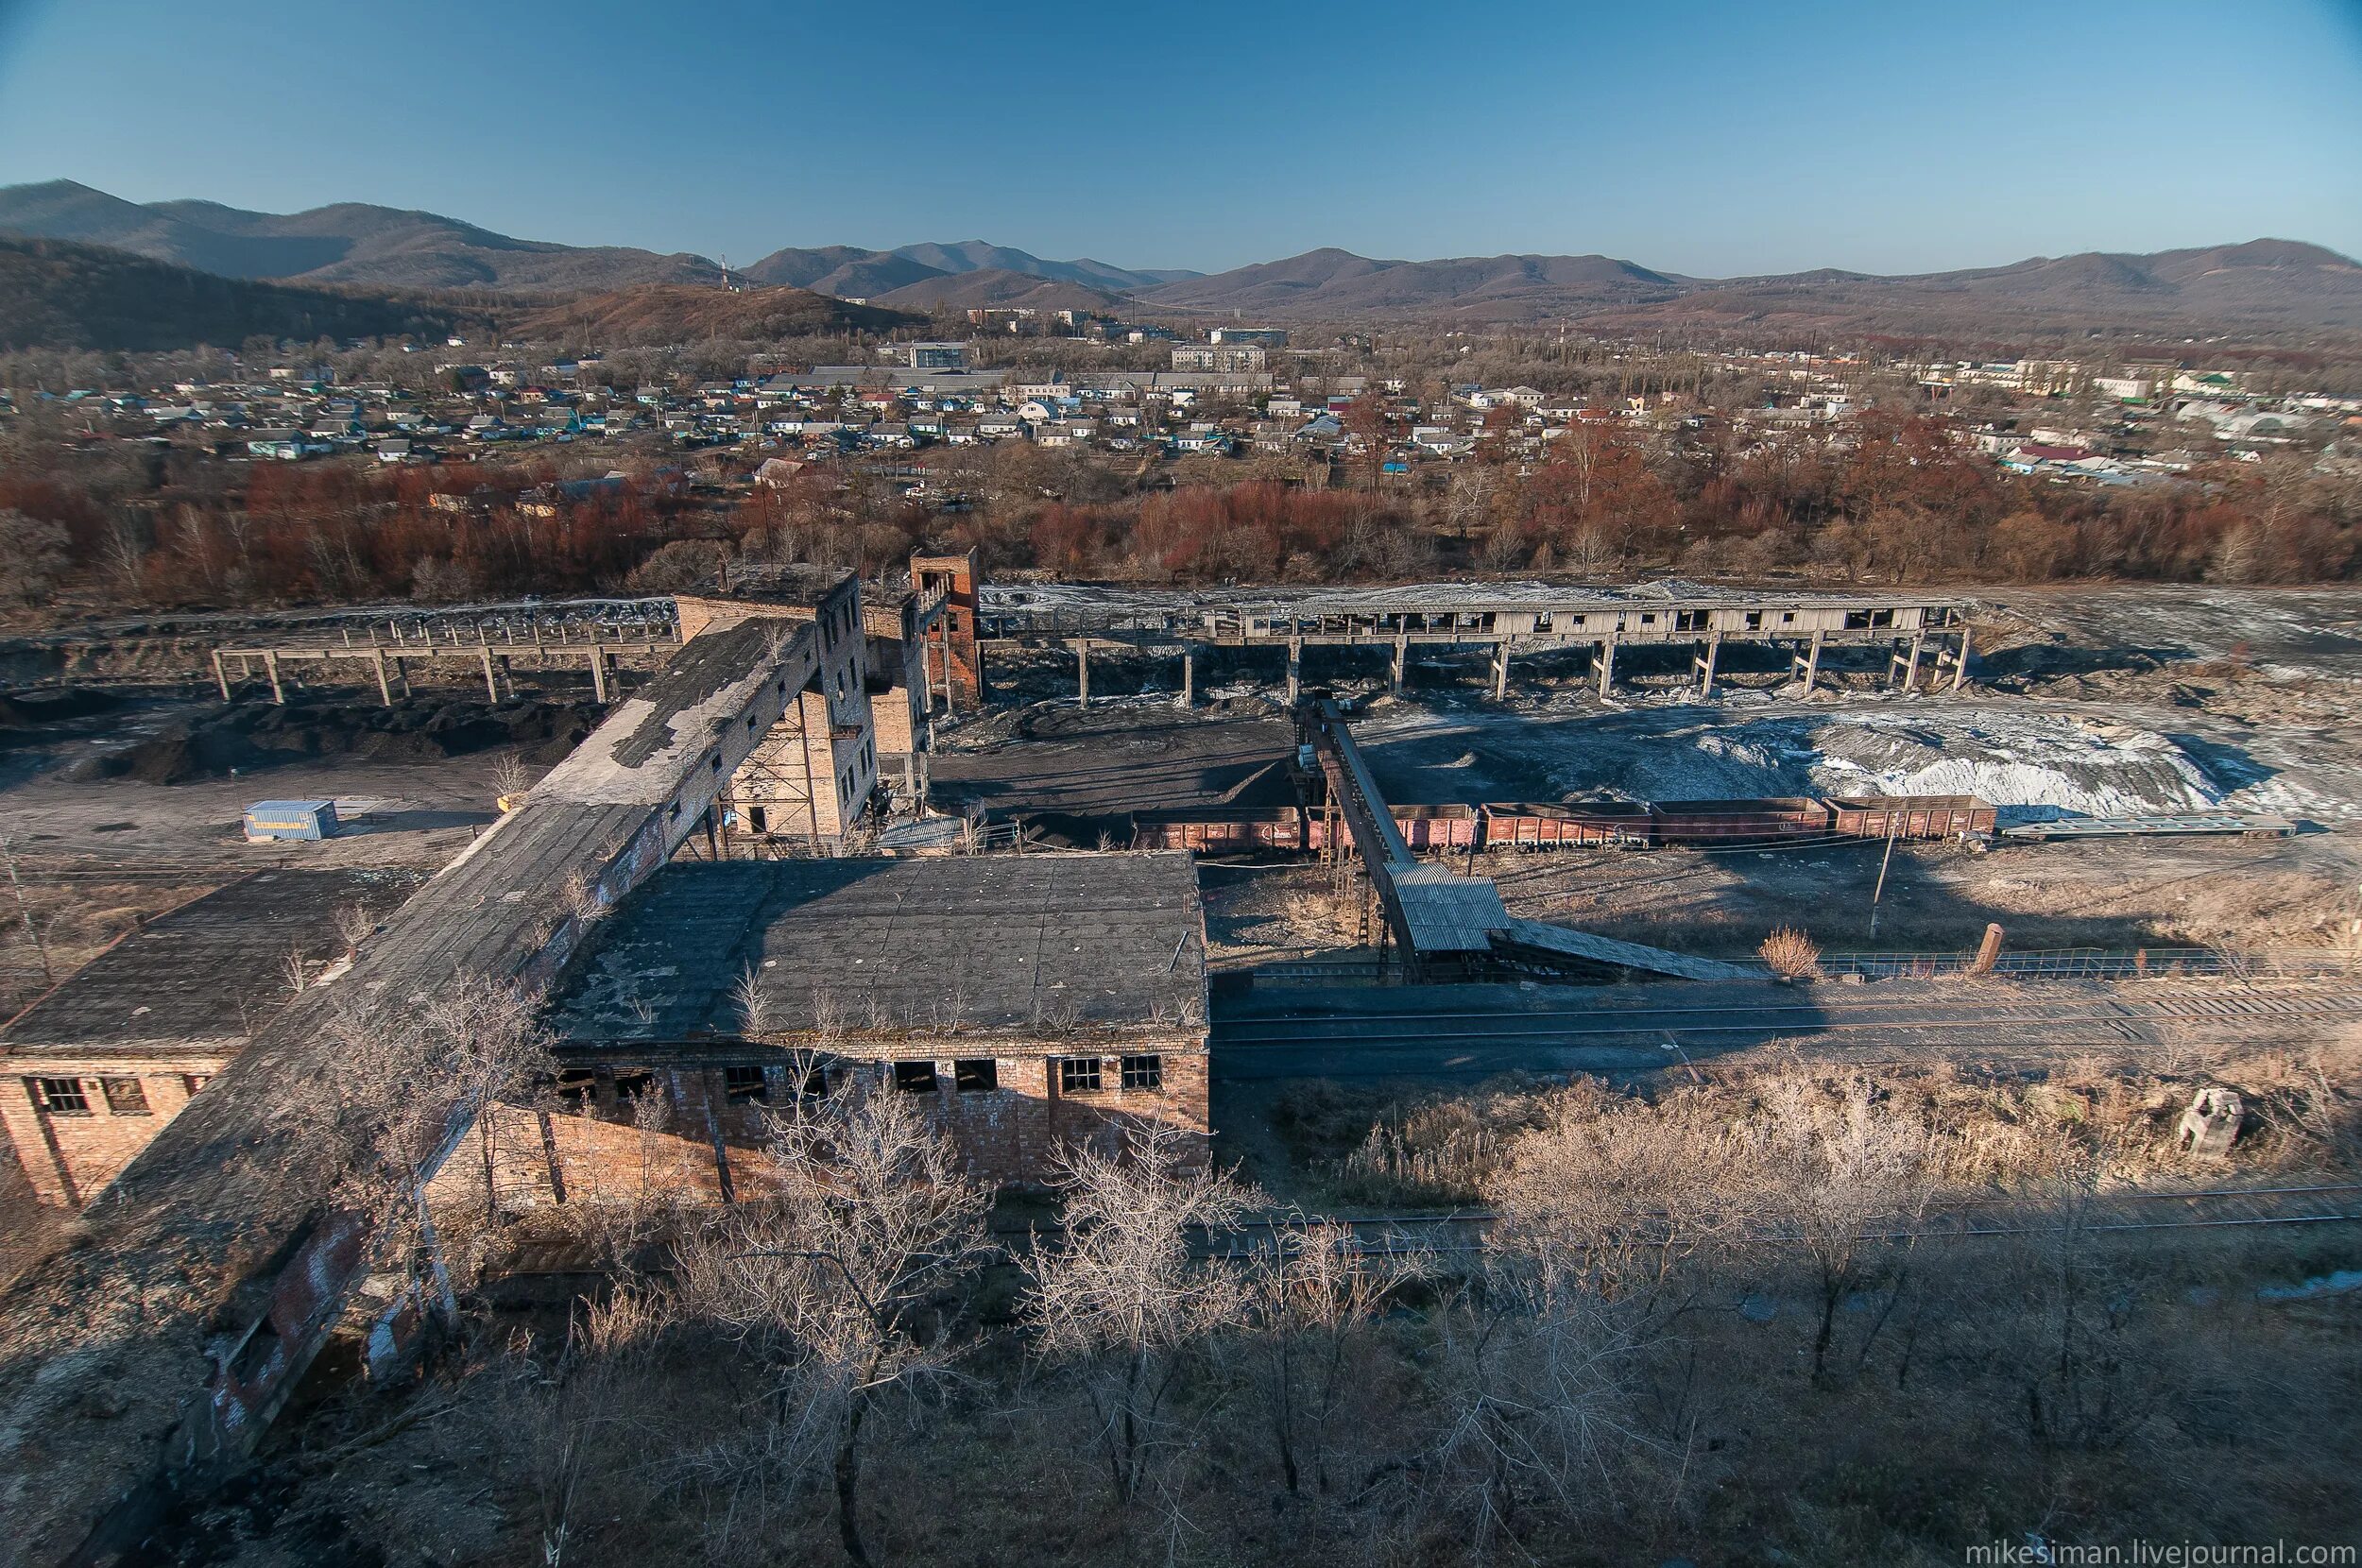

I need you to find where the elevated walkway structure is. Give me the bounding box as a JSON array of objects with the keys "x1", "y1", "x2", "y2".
[
  {"x1": 986, "y1": 587, "x2": 1973, "y2": 703},
  {"x1": 0, "y1": 588, "x2": 873, "y2": 1567}
]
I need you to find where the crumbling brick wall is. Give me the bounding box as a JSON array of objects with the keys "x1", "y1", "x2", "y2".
[
  {"x1": 1, "y1": 1060, "x2": 230, "y2": 1208},
  {"x1": 466, "y1": 1032, "x2": 1209, "y2": 1212}
]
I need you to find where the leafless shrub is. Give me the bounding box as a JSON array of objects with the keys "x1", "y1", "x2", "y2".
[
  {"x1": 1022, "y1": 1122, "x2": 1252, "y2": 1505},
  {"x1": 1488, "y1": 1079, "x2": 1750, "y2": 1313},
  {"x1": 730, "y1": 963, "x2": 773, "y2": 1037},
  {"x1": 301, "y1": 977, "x2": 556, "y2": 1321},
  {"x1": 334, "y1": 898, "x2": 378, "y2": 955},
  {"x1": 558, "y1": 867, "x2": 606, "y2": 928},
  {"x1": 1414, "y1": 1254, "x2": 1653, "y2": 1547},
  {"x1": 1759, "y1": 925, "x2": 1822, "y2": 980},
  {"x1": 490, "y1": 752, "x2": 532, "y2": 803}
]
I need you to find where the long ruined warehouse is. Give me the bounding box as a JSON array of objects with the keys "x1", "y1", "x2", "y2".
[{"x1": 0, "y1": 564, "x2": 1208, "y2": 1565}]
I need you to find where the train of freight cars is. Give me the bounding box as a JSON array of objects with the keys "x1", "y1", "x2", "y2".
[{"x1": 1130, "y1": 795, "x2": 1995, "y2": 854}]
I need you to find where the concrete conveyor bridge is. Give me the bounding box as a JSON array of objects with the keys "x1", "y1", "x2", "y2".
[
  {"x1": 0, "y1": 597, "x2": 868, "y2": 1567},
  {"x1": 1297, "y1": 700, "x2": 1754, "y2": 983}
]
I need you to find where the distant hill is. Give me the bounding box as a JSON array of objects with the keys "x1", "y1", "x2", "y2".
[
  {"x1": 742, "y1": 237, "x2": 1197, "y2": 300},
  {"x1": 869, "y1": 269, "x2": 1131, "y2": 314},
  {"x1": 1138, "y1": 248, "x2": 1687, "y2": 318},
  {"x1": 1143, "y1": 240, "x2": 2362, "y2": 332},
  {"x1": 0, "y1": 179, "x2": 726, "y2": 292},
  {"x1": 1576, "y1": 240, "x2": 2362, "y2": 337},
  {"x1": 504, "y1": 283, "x2": 920, "y2": 345},
  {"x1": 0, "y1": 233, "x2": 476, "y2": 351}
]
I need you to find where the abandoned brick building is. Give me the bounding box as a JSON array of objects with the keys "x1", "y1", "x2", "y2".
[
  {"x1": 675, "y1": 550, "x2": 985, "y2": 843},
  {"x1": 0, "y1": 869, "x2": 424, "y2": 1208},
  {"x1": 466, "y1": 853, "x2": 1209, "y2": 1203}
]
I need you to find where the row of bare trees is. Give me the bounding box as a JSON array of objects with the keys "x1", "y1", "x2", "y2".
[{"x1": 391, "y1": 1051, "x2": 2305, "y2": 1568}]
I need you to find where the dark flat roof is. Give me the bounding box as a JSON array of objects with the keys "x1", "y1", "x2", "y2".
[
  {"x1": 553, "y1": 854, "x2": 1206, "y2": 1040},
  {"x1": 0, "y1": 868, "x2": 429, "y2": 1055}
]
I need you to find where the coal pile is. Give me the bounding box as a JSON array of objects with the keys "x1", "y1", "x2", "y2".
[
  {"x1": 77, "y1": 698, "x2": 604, "y2": 785},
  {"x1": 0, "y1": 689, "x2": 124, "y2": 727}
]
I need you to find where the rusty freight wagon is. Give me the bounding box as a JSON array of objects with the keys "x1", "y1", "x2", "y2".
[
  {"x1": 1826, "y1": 795, "x2": 1994, "y2": 840},
  {"x1": 1130, "y1": 807, "x2": 1307, "y2": 853},
  {"x1": 1481, "y1": 801, "x2": 1655, "y2": 848},
  {"x1": 1391, "y1": 803, "x2": 1481, "y2": 851},
  {"x1": 1648, "y1": 798, "x2": 1833, "y2": 844}
]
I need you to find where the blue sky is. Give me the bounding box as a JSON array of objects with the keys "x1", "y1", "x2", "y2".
[{"x1": 1, "y1": 0, "x2": 2356, "y2": 277}]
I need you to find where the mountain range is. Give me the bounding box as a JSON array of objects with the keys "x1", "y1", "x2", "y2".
[
  {"x1": 3, "y1": 179, "x2": 2359, "y2": 343},
  {"x1": 0, "y1": 180, "x2": 1194, "y2": 300}
]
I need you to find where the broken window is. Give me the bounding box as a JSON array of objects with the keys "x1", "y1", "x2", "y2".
[
  {"x1": 28, "y1": 1077, "x2": 89, "y2": 1116},
  {"x1": 723, "y1": 1065, "x2": 766, "y2": 1103},
  {"x1": 1121, "y1": 1055, "x2": 1163, "y2": 1091},
  {"x1": 553, "y1": 1069, "x2": 598, "y2": 1108},
  {"x1": 953, "y1": 1059, "x2": 998, "y2": 1093},
  {"x1": 893, "y1": 1061, "x2": 939, "y2": 1093},
  {"x1": 182, "y1": 1073, "x2": 212, "y2": 1098},
  {"x1": 610, "y1": 1069, "x2": 657, "y2": 1101},
  {"x1": 102, "y1": 1077, "x2": 150, "y2": 1116},
  {"x1": 1058, "y1": 1057, "x2": 1104, "y2": 1094}
]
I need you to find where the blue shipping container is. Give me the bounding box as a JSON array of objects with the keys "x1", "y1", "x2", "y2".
[{"x1": 244, "y1": 799, "x2": 338, "y2": 841}]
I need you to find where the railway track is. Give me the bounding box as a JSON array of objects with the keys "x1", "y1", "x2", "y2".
[
  {"x1": 1179, "y1": 1183, "x2": 2362, "y2": 1259},
  {"x1": 1211, "y1": 980, "x2": 2362, "y2": 1078}
]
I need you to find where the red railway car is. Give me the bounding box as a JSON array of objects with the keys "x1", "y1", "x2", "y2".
[
  {"x1": 1648, "y1": 797, "x2": 1833, "y2": 844},
  {"x1": 1129, "y1": 808, "x2": 1306, "y2": 853},
  {"x1": 1391, "y1": 803, "x2": 1481, "y2": 851},
  {"x1": 1825, "y1": 795, "x2": 1994, "y2": 840},
  {"x1": 1480, "y1": 801, "x2": 1654, "y2": 848}
]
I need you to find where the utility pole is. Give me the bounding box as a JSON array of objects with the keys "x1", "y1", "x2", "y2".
[{"x1": 1867, "y1": 809, "x2": 1902, "y2": 940}]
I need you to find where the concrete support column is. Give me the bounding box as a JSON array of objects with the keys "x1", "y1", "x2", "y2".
[
  {"x1": 1491, "y1": 640, "x2": 1511, "y2": 702},
  {"x1": 1950, "y1": 625, "x2": 1973, "y2": 692},
  {"x1": 1596, "y1": 634, "x2": 1617, "y2": 699},
  {"x1": 1077, "y1": 643, "x2": 1090, "y2": 708},
  {"x1": 479, "y1": 647, "x2": 500, "y2": 704},
  {"x1": 1698, "y1": 634, "x2": 1720, "y2": 698},
  {"x1": 1802, "y1": 629, "x2": 1823, "y2": 694},
  {"x1": 372, "y1": 651, "x2": 393, "y2": 707},
  {"x1": 263, "y1": 650, "x2": 285, "y2": 705},
  {"x1": 1286, "y1": 638, "x2": 1302, "y2": 704},
  {"x1": 213, "y1": 650, "x2": 231, "y2": 702},
  {"x1": 1178, "y1": 646, "x2": 1195, "y2": 708},
  {"x1": 1903, "y1": 635, "x2": 1924, "y2": 692},
  {"x1": 393, "y1": 656, "x2": 411, "y2": 699},
  {"x1": 589, "y1": 648, "x2": 609, "y2": 704},
  {"x1": 1391, "y1": 634, "x2": 1407, "y2": 697}
]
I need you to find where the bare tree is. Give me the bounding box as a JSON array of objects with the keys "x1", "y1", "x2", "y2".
[
  {"x1": 1416, "y1": 1253, "x2": 1653, "y2": 1547},
  {"x1": 302, "y1": 977, "x2": 557, "y2": 1321},
  {"x1": 673, "y1": 1082, "x2": 990, "y2": 1567},
  {"x1": 1022, "y1": 1122, "x2": 1251, "y2": 1505},
  {"x1": 1750, "y1": 1071, "x2": 1935, "y2": 1382},
  {"x1": 0, "y1": 510, "x2": 70, "y2": 608},
  {"x1": 1231, "y1": 1217, "x2": 1427, "y2": 1497}
]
